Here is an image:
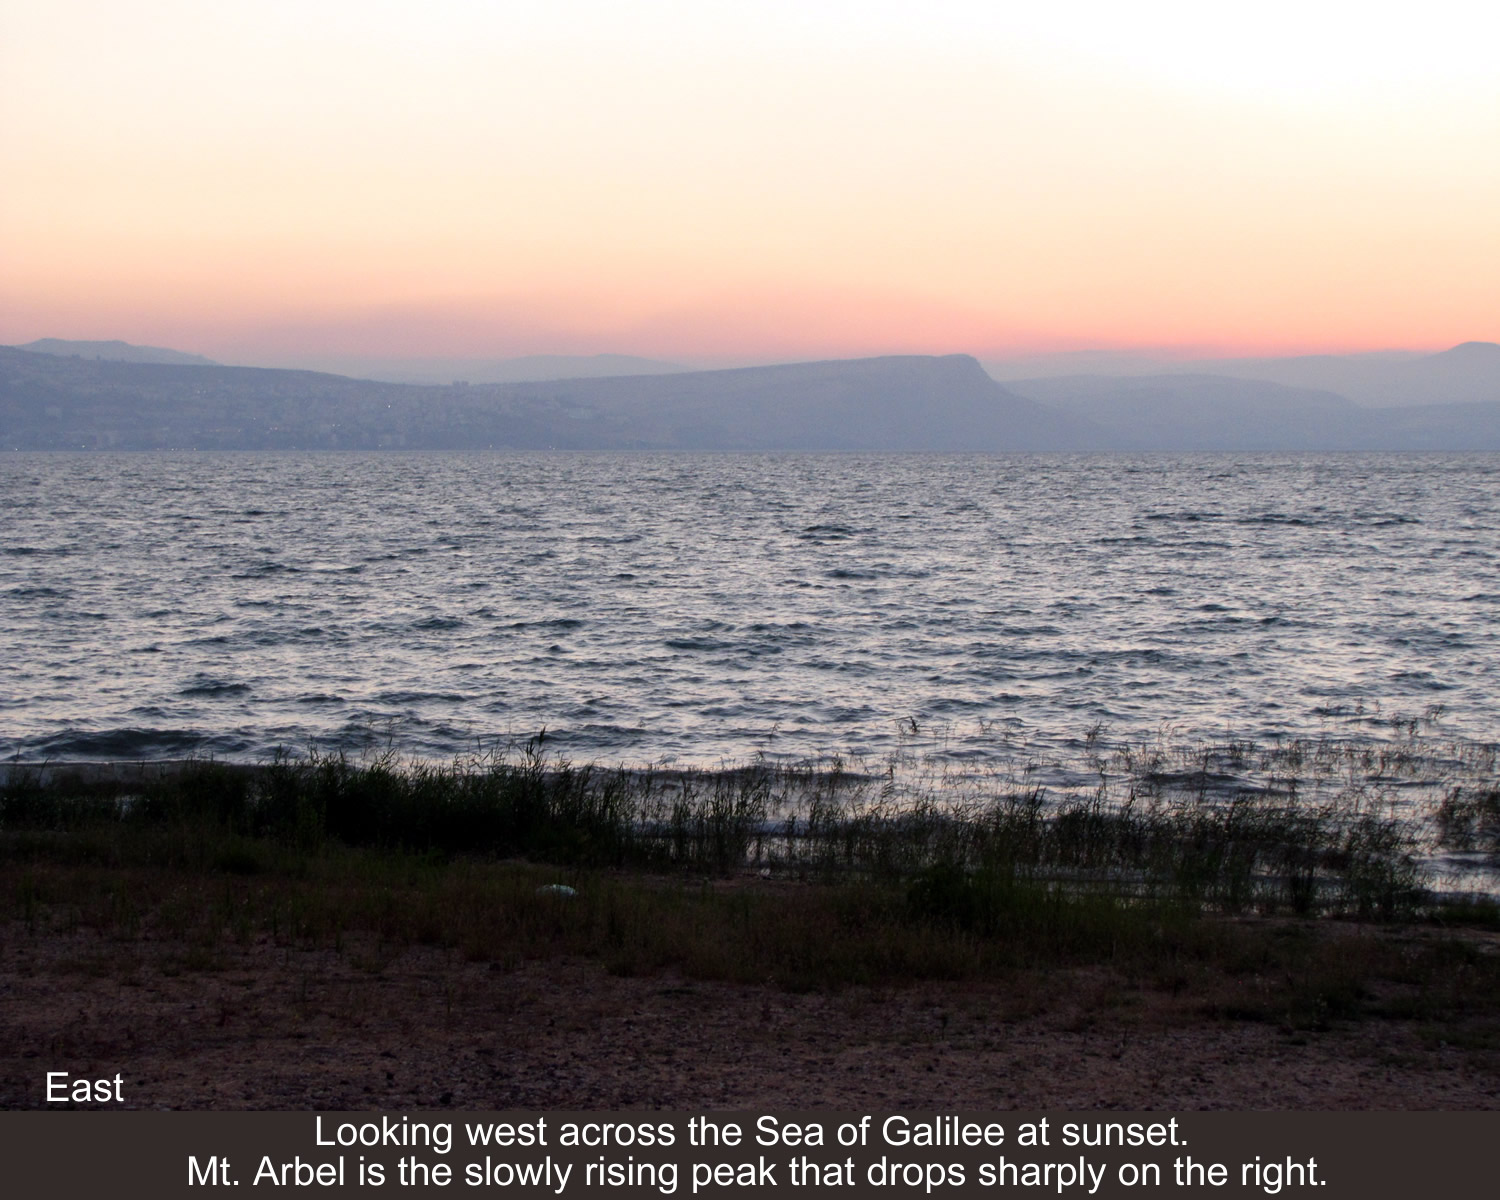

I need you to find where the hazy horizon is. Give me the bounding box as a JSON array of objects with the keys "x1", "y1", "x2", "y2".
[{"x1": 8, "y1": 334, "x2": 1482, "y2": 379}]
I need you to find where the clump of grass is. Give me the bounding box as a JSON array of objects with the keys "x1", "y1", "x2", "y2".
[
  {"x1": 3, "y1": 720, "x2": 1495, "y2": 917},
  {"x1": 1436, "y1": 786, "x2": 1500, "y2": 853}
]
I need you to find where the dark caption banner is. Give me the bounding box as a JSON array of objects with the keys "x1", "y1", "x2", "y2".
[{"x1": 4, "y1": 1111, "x2": 1495, "y2": 1198}]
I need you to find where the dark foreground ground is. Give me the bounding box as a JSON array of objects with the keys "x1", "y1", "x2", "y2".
[{"x1": 5, "y1": 919, "x2": 1498, "y2": 1111}]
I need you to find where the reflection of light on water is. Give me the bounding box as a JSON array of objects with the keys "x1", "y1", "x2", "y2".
[
  {"x1": 9, "y1": 453, "x2": 1500, "y2": 789},
  {"x1": 1428, "y1": 853, "x2": 1500, "y2": 900}
]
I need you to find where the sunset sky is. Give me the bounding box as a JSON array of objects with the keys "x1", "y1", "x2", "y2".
[{"x1": 2, "y1": 1, "x2": 1496, "y2": 366}]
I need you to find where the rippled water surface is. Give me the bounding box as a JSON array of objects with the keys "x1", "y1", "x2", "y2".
[{"x1": 3, "y1": 452, "x2": 1498, "y2": 765}]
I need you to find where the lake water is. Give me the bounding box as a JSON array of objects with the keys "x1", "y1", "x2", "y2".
[{"x1": 3, "y1": 452, "x2": 1498, "y2": 769}]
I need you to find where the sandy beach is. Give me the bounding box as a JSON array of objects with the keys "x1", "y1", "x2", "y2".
[{"x1": 5, "y1": 918, "x2": 1497, "y2": 1112}]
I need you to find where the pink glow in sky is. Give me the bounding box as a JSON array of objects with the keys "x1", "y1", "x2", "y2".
[{"x1": 3, "y1": 1, "x2": 1496, "y2": 364}]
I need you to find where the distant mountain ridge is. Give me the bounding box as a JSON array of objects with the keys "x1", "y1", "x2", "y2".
[
  {"x1": 500, "y1": 353, "x2": 1088, "y2": 450},
  {"x1": 990, "y1": 340, "x2": 1500, "y2": 409},
  {"x1": 258, "y1": 351, "x2": 691, "y2": 385},
  {"x1": 3, "y1": 341, "x2": 1498, "y2": 451},
  {"x1": 19, "y1": 338, "x2": 218, "y2": 367},
  {"x1": 1007, "y1": 375, "x2": 1360, "y2": 451},
  {"x1": 0, "y1": 347, "x2": 1083, "y2": 451}
]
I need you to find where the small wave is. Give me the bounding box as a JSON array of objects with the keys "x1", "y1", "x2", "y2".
[
  {"x1": 539, "y1": 722, "x2": 652, "y2": 749},
  {"x1": 29, "y1": 728, "x2": 243, "y2": 760},
  {"x1": 665, "y1": 637, "x2": 729, "y2": 652},
  {"x1": 230, "y1": 561, "x2": 301, "y2": 578},
  {"x1": 1354, "y1": 512, "x2": 1421, "y2": 526},
  {"x1": 926, "y1": 696, "x2": 987, "y2": 713},
  {"x1": 1238, "y1": 513, "x2": 1316, "y2": 527},
  {"x1": 1389, "y1": 672, "x2": 1455, "y2": 690},
  {"x1": 362, "y1": 547, "x2": 430, "y2": 562},
  {"x1": 180, "y1": 679, "x2": 251, "y2": 697},
  {"x1": 254, "y1": 626, "x2": 348, "y2": 646},
  {"x1": 412, "y1": 615, "x2": 466, "y2": 631},
  {"x1": 798, "y1": 523, "x2": 856, "y2": 541}
]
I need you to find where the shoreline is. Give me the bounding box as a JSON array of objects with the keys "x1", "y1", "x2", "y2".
[
  {"x1": 4, "y1": 742, "x2": 1497, "y2": 905},
  {"x1": 4, "y1": 757, "x2": 1499, "y2": 1110}
]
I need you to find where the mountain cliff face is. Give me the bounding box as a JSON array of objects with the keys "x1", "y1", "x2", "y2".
[
  {"x1": 0, "y1": 348, "x2": 1084, "y2": 451},
  {"x1": 528, "y1": 354, "x2": 1086, "y2": 450}
]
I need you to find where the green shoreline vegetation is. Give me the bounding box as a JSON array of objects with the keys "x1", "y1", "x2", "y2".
[{"x1": 4, "y1": 729, "x2": 1499, "y2": 1033}]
